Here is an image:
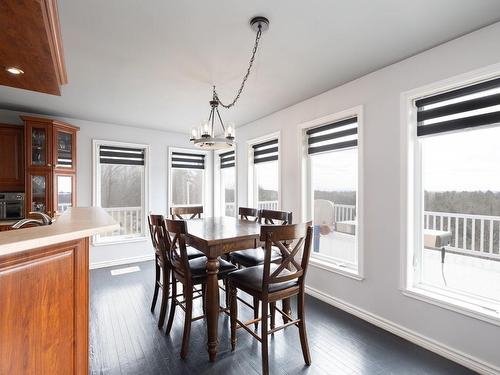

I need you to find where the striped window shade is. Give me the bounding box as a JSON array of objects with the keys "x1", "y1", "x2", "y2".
[
  {"x1": 253, "y1": 139, "x2": 278, "y2": 164},
  {"x1": 416, "y1": 76, "x2": 500, "y2": 137},
  {"x1": 306, "y1": 116, "x2": 358, "y2": 155},
  {"x1": 220, "y1": 150, "x2": 235, "y2": 169},
  {"x1": 171, "y1": 152, "x2": 205, "y2": 169},
  {"x1": 99, "y1": 145, "x2": 145, "y2": 165}
]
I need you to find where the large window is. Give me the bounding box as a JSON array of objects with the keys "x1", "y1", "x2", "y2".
[
  {"x1": 169, "y1": 150, "x2": 206, "y2": 208},
  {"x1": 250, "y1": 137, "x2": 280, "y2": 210},
  {"x1": 406, "y1": 74, "x2": 500, "y2": 321},
  {"x1": 218, "y1": 149, "x2": 236, "y2": 217},
  {"x1": 93, "y1": 141, "x2": 148, "y2": 244},
  {"x1": 304, "y1": 114, "x2": 361, "y2": 276}
]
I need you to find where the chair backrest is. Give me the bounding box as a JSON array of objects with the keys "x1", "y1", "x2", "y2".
[
  {"x1": 260, "y1": 222, "x2": 313, "y2": 294},
  {"x1": 165, "y1": 219, "x2": 192, "y2": 281},
  {"x1": 170, "y1": 206, "x2": 203, "y2": 219},
  {"x1": 148, "y1": 214, "x2": 164, "y2": 251},
  {"x1": 259, "y1": 209, "x2": 292, "y2": 225},
  {"x1": 239, "y1": 207, "x2": 259, "y2": 222}
]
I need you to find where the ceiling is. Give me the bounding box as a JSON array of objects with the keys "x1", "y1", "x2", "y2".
[{"x1": 1, "y1": 0, "x2": 500, "y2": 133}]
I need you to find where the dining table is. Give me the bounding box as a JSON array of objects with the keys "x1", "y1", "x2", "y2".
[{"x1": 184, "y1": 216, "x2": 292, "y2": 362}]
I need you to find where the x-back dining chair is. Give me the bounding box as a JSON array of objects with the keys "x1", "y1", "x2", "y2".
[
  {"x1": 228, "y1": 222, "x2": 313, "y2": 375},
  {"x1": 148, "y1": 214, "x2": 204, "y2": 329},
  {"x1": 170, "y1": 205, "x2": 203, "y2": 220}
]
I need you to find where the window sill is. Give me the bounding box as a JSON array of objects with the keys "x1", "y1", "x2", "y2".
[
  {"x1": 92, "y1": 236, "x2": 148, "y2": 247},
  {"x1": 309, "y1": 256, "x2": 364, "y2": 281},
  {"x1": 402, "y1": 285, "x2": 500, "y2": 327}
]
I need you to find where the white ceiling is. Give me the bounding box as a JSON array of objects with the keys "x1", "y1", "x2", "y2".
[{"x1": 1, "y1": 0, "x2": 500, "y2": 133}]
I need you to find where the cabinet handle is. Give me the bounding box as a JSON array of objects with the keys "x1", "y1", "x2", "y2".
[{"x1": 47, "y1": 163, "x2": 52, "y2": 167}]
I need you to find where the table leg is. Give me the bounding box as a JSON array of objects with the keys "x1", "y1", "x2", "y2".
[{"x1": 206, "y1": 256, "x2": 220, "y2": 362}]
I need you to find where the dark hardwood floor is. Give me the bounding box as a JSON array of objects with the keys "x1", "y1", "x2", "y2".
[{"x1": 90, "y1": 261, "x2": 475, "y2": 375}]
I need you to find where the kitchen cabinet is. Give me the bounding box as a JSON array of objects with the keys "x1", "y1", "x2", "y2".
[
  {"x1": 22, "y1": 116, "x2": 79, "y2": 217},
  {"x1": 0, "y1": 124, "x2": 24, "y2": 191}
]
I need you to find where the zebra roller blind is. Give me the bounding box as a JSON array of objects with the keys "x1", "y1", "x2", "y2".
[
  {"x1": 306, "y1": 116, "x2": 358, "y2": 155},
  {"x1": 220, "y1": 150, "x2": 235, "y2": 169},
  {"x1": 99, "y1": 145, "x2": 145, "y2": 165},
  {"x1": 253, "y1": 139, "x2": 278, "y2": 164},
  {"x1": 416, "y1": 76, "x2": 500, "y2": 137},
  {"x1": 171, "y1": 152, "x2": 205, "y2": 169}
]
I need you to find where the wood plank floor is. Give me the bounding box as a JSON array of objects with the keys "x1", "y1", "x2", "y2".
[{"x1": 90, "y1": 261, "x2": 475, "y2": 375}]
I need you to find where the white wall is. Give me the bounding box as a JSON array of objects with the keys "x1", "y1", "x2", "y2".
[
  {"x1": 0, "y1": 109, "x2": 213, "y2": 268},
  {"x1": 234, "y1": 22, "x2": 500, "y2": 372}
]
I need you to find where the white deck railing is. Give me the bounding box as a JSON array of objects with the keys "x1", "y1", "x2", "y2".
[
  {"x1": 102, "y1": 206, "x2": 143, "y2": 237},
  {"x1": 258, "y1": 201, "x2": 279, "y2": 210},
  {"x1": 424, "y1": 211, "x2": 500, "y2": 261}
]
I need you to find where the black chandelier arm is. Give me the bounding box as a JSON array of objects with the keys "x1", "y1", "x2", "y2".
[
  {"x1": 215, "y1": 107, "x2": 226, "y2": 131},
  {"x1": 213, "y1": 24, "x2": 263, "y2": 109}
]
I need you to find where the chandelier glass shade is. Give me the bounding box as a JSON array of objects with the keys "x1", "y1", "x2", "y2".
[{"x1": 189, "y1": 16, "x2": 269, "y2": 150}]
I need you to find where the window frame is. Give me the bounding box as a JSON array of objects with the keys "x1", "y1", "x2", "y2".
[
  {"x1": 92, "y1": 139, "x2": 150, "y2": 245},
  {"x1": 167, "y1": 147, "x2": 210, "y2": 214},
  {"x1": 214, "y1": 146, "x2": 237, "y2": 217},
  {"x1": 299, "y1": 106, "x2": 364, "y2": 280},
  {"x1": 247, "y1": 132, "x2": 282, "y2": 210},
  {"x1": 401, "y1": 64, "x2": 500, "y2": 325}
]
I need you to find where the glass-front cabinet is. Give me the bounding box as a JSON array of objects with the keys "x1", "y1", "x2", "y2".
[
  {"x1": 27, "y1": 171, "x2": 51, "y2": 215},
  {"x1": 53, "y1": 125, "x2": 76, "y2": 171},
  {"x1": 27, "y1": 122, "x2": 51, "y2": 168},
  {"x1": 54, "y1": 174, "x2": 75, "y2": 215},
  {"x1": 22, "y1": 116, "x2": 79, "y2": 217}
]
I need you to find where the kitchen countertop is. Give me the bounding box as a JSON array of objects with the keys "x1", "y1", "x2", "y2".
[{"x1": 0, "y1": 207, "x2": 118, "y2": 257}]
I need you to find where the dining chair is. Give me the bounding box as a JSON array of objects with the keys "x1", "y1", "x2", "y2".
[
  {"x1": 227, "y1": 222, "x2": 313, "y2": 375},
  {"x1": 148, "y1": 214, "x2": 204, "y2": 329},
  {"x1": 230, "y1": 208, "x2": 292, "y2": 326},
  {"x1": 170, "y1": 205, "x2": 203, "y2": 219},
  {"x1": 164, "y1": 219, "x2": 237, "y2": 359}
]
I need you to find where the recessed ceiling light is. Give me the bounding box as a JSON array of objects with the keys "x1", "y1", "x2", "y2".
[{"x1": 6, "y1": 67, "x2": 24, "y2": 75}]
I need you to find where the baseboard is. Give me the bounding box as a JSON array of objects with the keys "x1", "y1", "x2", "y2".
[
  {"x1": 305, "y1": 285, "x2": 499, "y2": 375},
  {"x1": 90, "y1": 254, "x2": 154, "y2": 270}
]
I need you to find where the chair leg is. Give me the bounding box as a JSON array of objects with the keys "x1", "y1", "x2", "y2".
[
  {"x1": 224, "y1": 279, "x2": 230, "y2": 309},
  {"x1": 261, "y1": 301, "x2": 269, "y2": 375},
  {"x1": 201, "y1": 283, "x2": 207, "y2": 316},
  {"x1": 253, "y1": 297, "x2": 260, "y2": 330},
  {"x1": 165, "y1": 276, "x2": 177, "y2": 335},
  {"x1": 297, "y1": 291, "x2": 311, "y2": 365},
  {"x1": 229, "y1": 282, "x2": 238, "y2": 351},
  {"x1": 158, "y1": 267, "x2": 170, "y2": 329},
  {"x1": 270, "y1": 302, "x2": 276, "y2": 330},
  {"x1": 181, "y1": 287, "x2": 193, "y2": 359},
  {"x1": 150, "y1": 261, "x2": 160, "y2": 312}
]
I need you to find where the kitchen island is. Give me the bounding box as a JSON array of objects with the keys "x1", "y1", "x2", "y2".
[{"x1": 0, "y1": 207, "x2": 118, "y2": 375}]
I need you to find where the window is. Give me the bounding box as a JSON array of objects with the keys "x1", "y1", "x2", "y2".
[
  {"x1": 169, "y1": 150, "x2": 206, "y2": 208},
  {"x1": 218, "y1": 149, "x2": 236, "y2": 217},
  {"x1": 406, "y1": 74, "x2": 500, "y2": 320},
  {"x1": 249, "y1": 137, "x2": 280, "y2": 210},
  {"x1": 304, "y1": 114, "x2": 361, "y2": 276},
  {"x1": 93, "y1": 141, "x2": 148, "y2": 244}
]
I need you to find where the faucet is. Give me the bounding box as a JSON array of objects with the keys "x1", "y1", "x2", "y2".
[{"x1": 11, "y1": 212, "x2": 54, "y2": 229}]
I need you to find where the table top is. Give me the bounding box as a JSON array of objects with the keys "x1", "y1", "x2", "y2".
[{"x1": 185, "y1": 216, "x2": 261, "y2": 246}]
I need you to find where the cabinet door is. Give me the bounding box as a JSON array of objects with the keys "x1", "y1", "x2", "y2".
[
  {"x1": 26, "y1": 122, "x2": 52, "y2": 169},
  {"x1": 0, "y1": 125, "x2": 24, "y2": 191},
  {"x1": 27, "y1": 171, "x2": 52, "y2": 216},
  {"x1": 54, "y1": 174, "x2": 76, "y2": 215},
  {"x1": 53, "y1": 125, "x2": 76, "y2": 172}
]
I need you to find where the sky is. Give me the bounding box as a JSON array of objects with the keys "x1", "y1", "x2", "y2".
[{"x1": 422, "y1": 125, "x2": 500, "y2": 192}]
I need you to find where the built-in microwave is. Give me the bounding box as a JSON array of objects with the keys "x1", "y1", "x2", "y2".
[{"x1": 0, "y1": 192, "x2": 25, "y2": 220}]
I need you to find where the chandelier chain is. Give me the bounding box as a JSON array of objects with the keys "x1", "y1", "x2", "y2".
[{"x1": 213, "y1": 25, "x2": 263, "y2": 109}]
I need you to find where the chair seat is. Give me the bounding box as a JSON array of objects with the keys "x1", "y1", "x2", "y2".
[
  {"x1": 189, "y1": 256, "x2": 237, "y2": 279},
  {"x1": 186, "y1": 246, "x2": 205, "y2": 259},
  {"x1": 229, "y1": 247, "x2": 282, "y2": 268},
  {"x1": 228, "y1": 264, "x2": 298, "y2": 293}
]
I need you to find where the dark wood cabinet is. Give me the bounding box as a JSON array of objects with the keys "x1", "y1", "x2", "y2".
[
  {"x1": 22, "y1": 116, "x2": 79, "y2": 217},
  {"x1": 0, "y1": 124, "x2": 24, "y2": 192}
]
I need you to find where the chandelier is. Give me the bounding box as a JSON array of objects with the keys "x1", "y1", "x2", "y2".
[{"x1": 190, "y1": 16, "x2": 270, "y2": 150}]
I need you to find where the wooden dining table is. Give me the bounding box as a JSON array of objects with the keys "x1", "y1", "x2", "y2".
[{"x1": 184, "y1": 216, "x2": 291, "y2": 362}]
